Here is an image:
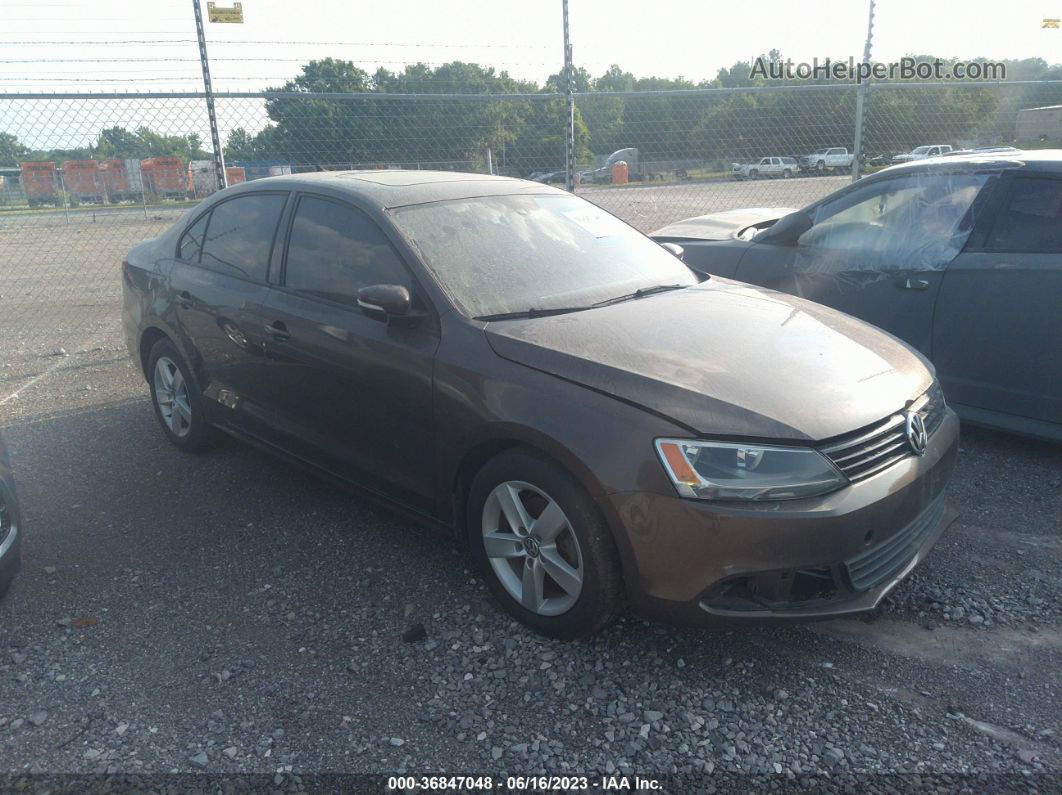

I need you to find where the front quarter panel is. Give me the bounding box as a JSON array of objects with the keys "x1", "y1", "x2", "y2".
[{"x1": 432, "y1": 317, "x2": 689, "y2": 592}]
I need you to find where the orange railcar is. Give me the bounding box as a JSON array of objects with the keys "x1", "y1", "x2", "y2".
[
  {"x1": 19, "y1": 161, "x2": 60, "y2": 207},
  {"x1": 61, "y1": 160, "x2": 104, "y2": 204},
  {"x1": 141, "y1": 156, "x2": 185, "y2": 199}
]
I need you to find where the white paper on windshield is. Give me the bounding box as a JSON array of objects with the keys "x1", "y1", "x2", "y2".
[{"x1": 564, "y1": 208, "x2": 619, "y2": 238}]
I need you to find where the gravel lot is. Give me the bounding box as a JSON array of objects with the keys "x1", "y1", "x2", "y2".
[{"x1": 0, "y1": 174, "x2": 1059, "y2": 790}]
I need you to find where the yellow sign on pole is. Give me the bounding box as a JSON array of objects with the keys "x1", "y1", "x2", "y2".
[
  {"x1": 1043, "y1": 17, "x2": 1061, "y2": 28},
  {"x1": 207, "y1": 2, "x2": 244, "y2": 23}
]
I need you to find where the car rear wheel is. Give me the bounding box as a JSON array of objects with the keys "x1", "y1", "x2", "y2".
[
  {"x1": 147, "y1": 338, "x2": 215, "y2": 453},
  {"x1": 468, "y1": 449, "x2": 623, "y2": 638}
]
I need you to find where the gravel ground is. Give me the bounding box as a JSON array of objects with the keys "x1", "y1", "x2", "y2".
[
  {"x1": 0, "y1": 174, "x2": 1059, "y2": 791},
  {"x1": 0, "y1": 350, "x2": 1059, "y2": 792}
]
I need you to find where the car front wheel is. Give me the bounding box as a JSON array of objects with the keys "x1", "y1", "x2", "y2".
[
  {"x1": 147, "y1": 338, "x2": 215, "y2": 452},
  {"x1": 468, "y1": 449, "x2": 623, "y2": 638}
]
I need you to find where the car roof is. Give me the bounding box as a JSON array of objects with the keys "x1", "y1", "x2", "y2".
[
  {"x1": 230, "y1": 169, "x2": 566, "y2": 208},
  {"x1": 880, "y1": 148, "x2": 1062, "y2": 176}
]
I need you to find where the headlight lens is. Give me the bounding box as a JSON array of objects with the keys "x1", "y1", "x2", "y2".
[{"x1": 655, "y1": 439, "x2": 847, "y2": 501}]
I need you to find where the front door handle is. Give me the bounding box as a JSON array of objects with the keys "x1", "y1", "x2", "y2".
[
  {"x1": 264, "y1": 320, "x2": 291, "y2": 341},
  {"x1": 900, "y1": 278, "x2": 930, "y2": 291},
  {"x1": 176, "y1": 290, "x2": 194, "y2": 308}
]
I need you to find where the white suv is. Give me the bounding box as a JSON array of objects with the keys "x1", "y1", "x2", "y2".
[{"x1": 732, "y1": 157, "x2": 799, "y2": 180}]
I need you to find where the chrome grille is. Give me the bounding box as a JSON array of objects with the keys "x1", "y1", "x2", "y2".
[
  {"x1": 844, "y1": 495, "x2": 946, "y2": 591},
  {"x1": 819, "y1": 384, "x2": 946, "y2": 483}
]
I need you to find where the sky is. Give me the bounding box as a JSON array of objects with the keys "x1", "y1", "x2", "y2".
[{"x1": 1, "y1": 0, "x2": 1061, "y2": 92}]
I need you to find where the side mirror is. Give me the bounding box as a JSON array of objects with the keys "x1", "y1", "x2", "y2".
[
  {"x1": 659, "y1": 242, "x2": 684, "y2": 261},
  {"x1": 752, "y1": 210, "x2": 813, "y2": 245},
  {"x1": 357, "y1": 284, "x2": 418, "y2": 325}
]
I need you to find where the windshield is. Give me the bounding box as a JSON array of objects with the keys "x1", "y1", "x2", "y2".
[
  {"x1": 390, "y1": 194, "x2": 697, "y2": 318},
  {"x1": 911, "y1": 146, "x2": 931, "y2": 155}
]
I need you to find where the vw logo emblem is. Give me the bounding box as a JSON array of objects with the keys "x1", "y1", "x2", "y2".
[
  {"x1": 524, "y1": 536, "x2": 541, "y2": 558},
  {"x1": 905, "y1": 411, "x2": 928, "y2": 456}
]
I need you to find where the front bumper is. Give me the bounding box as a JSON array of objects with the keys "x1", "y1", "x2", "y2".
[{"x1": 609, "y1": 408, "x2": 959, "y2": 625}]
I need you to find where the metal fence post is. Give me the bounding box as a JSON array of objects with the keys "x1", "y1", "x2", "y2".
[
  {"x1": 562, "y1": 0, "x2": 575, "y2": 192},
  {"x1": 192, "y1": 0, "x2": 227, "y2": 191},
  {"x1": 851, "y1": 0, "x2": 876, "y2": 181}
]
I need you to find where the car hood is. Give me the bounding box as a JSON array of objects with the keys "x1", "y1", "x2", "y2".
[
  {"x1": 651, "y1": 208, "x2": 796, "y2": 241},
  {"x1": 484, "y1": 279, "x2": 932, "y2": 441}
]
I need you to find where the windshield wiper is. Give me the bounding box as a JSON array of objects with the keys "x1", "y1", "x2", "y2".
[
  {"x1": 474, "y1": 305, "x2": 592, "y2": 322},
  {"x1": 591, "y1": 283, "x2": 687, "y2": 308}
]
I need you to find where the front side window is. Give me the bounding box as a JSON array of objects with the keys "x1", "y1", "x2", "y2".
[
  {"x1": 200, "y1": 193, "x2": 287, "y2": 282},
  {"x1": 985, "y1": 177, "x2": 1062, "y2": 252},
  {"x1": 284, "y1": 195, "x2": 410, "y2": 305},
  {"x1": 797, "y1": 171, "x2": 992, "y2": 270},
  {"x1": 390, "y1": 194, "x2": 697, "y2": 318},
  {"x1": 178, "y1": 213, "x2": 209, "y2": 262}
]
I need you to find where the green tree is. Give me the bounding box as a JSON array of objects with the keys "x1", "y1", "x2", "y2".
[{"x1": 0, "y1": 132, "x2": 28, "y2": 166}]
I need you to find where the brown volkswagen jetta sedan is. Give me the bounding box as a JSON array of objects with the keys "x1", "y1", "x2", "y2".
[{"x1": 122, "y1": 170, "x2": 958, "y2": 638}]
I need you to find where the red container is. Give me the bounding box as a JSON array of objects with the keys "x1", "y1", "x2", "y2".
[{"x1": 225, "y1": 166, "x2": 246, "y2": 185}]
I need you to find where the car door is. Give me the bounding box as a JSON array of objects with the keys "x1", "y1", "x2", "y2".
[
  {"x1": 736, "y1": 169, "x2": 994, "y2": 354},
  {"x1": 168, "y1": 191, "x2": 288, "y2": 438},
  {"x1": 261, "y1": 193, "x2": 440, "y2": 514},
  {"x1": 932, "y1": 172, "x2": 1062, "y2": 429}
]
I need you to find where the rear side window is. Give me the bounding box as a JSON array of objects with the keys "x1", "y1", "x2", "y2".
[
  {"x1": 985, "y1": 177, "x2": 1062, "y2": 253},
  {"x1": 178, "y1": 213, "x2": 209, "y2": 262},
  {"x1": 283, "y1": 195, "x2": 409, "y2": 305},
  {"x1": 200, "y1": 193, "x2": 287, "y2": 281}
]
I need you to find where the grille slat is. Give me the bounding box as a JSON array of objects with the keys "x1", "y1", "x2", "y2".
[
  {"x1": 819, "y1": 384, "x2": 946, "y2": 483},
  {"x1": 845, "y1": 496, "x2": 946, "y2": 590}
]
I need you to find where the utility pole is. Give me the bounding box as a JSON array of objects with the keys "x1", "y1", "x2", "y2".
[
  {"x1": 193, "y1": 0, "x2": 227, "y2": 191},
  {"x1": 851, "y1": 0, "x2": 875, "y2": 182},
  {"x1": 562, "y1": 0, "x2": 575, "y2": 192}
]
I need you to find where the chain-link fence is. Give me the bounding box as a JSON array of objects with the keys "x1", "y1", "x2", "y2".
[{"x1": 2, "y1": 80, "x2": 1061, "y2": 380}]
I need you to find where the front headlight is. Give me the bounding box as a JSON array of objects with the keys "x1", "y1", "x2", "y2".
[{"x1": 655, "y1": 439, "x2": 847, "y2": 501}]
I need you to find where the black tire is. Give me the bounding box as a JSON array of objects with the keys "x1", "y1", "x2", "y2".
[
  {"x1": 467, "y1": 448, "x2": 624, "y2": 639},
  {"x1": 749, "y1": 169, "x2": 759, "y2": 179},
  {"x1": 782, "y1": 169, "x2": 792, "y2": 178},
  {"x1": 146, "y1": 338, "x2": 216, "y2": 453},
  {"x1": 816, "y1": 160, "x2": 826, "y2": 173}
]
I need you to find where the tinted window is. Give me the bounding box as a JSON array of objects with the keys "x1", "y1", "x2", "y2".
[
  {"x1": 284, "y1": 196, "x2": 409, "y2": 305},
  {"x1": 200, "y1": 193, "x2": 286, "y2": 281},
  {"x1": 985, "y1": 177, "x2": 1062, "y2": 252},
  {"x1": 178, "y1": 213, "x2": 209, "y2": 262}
]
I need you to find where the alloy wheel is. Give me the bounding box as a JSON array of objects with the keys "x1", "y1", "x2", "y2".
[
  {"x1": 481, "y1": 480, "x2": 584, "y2": 616},
  {"x1": 153, "y1": 356, "x2": 192, "y2": 438}
]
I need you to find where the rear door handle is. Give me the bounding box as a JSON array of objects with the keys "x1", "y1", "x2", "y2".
[
  {"x1": 264, "y1": 320, "x2": 291, "y2": 341},
  {"x1": 900, "y1": 278, "x2": 930, "y2": 291}
]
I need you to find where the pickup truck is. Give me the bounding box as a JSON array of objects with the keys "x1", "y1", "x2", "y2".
[
  {"x1": 800, "y1": 147, "x2": 854, "y2": 173},
  {"x1": 731, "y1": 156, "x2": 799, "y2": 180},
  {"x1": 892, "y1": 144, "x2": 953, "y2": 163}
]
